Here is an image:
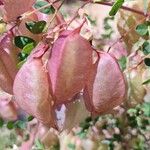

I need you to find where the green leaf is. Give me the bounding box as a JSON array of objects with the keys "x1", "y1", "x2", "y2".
[
  {"x1": 142, "y1": 41, "x2": 150, "y2": 55},
  {"x1": 22, "y1": 43, "x2": 35, "y2": 55},
  {"x1": 86, "y1": 15, "x2": 96, "y2": 26},
  {"x1": 27, "y1": 115, "x2": 34, "y2": 122},
  {"x1": 118, "y1": 56, "x2": 127, "y2": 71},
  {"x1": 7, "y1": 121, "x2": 14, "y2": 130},
  {"x1": 136, "y1": 24, "x2": 148, "y2": 36},
  {"x1": 14, "y1": 36, "x2": 36, "y2": 49},
  {"x1": 34, "y1": 1, "x2": 55, "y2": 14},
  {"x1": 144, "y1": 58, "x2": 150, "y2": 66},
  {"x1": 14, "y1": 120, "x2": 26, "y2": 129},
  {"x1": 18, "y1": 52, "x2": 28, "y2": 61},
  {"x1": 35, "y1": 139, "x2": 45, "y2": 150},
  {"x1": 25, "y1": 21, "x2": 46, "y2": 34},
  {"x1": 141, "y1": 102, "x2": 150, "y2": 117},
  {"x1": 0, "y1": 118, "x2": 4, "y2": 128},
  {"x1": 109, "y1": 0, "x2": 124, "y2": 16},
  {"x1": 142, "y1": 78, "x2": 150, "y2": 85}
]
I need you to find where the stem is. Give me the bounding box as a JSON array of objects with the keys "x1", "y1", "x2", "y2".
[
  {"x1": 21, "y1": 0, "x2": 61, "y2": 20},
  {"x1": 93, "y1": 1, "x2": 150, "y2": 17},
  {"x1": 47, "y1": 0, "x2": 65, "y2": 28}
]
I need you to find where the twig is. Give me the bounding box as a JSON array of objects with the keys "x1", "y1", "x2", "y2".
[
  {"x1": 46, "y1": 0, "x2": 65, "y2": 29},
  {"x1": 21, "y1": 0, "x2": 61, "y2": 20},
  {"x1": 67, "y1": 0, "x2": 91, "y2": 27},
  {"x1": 94, "y1": 1, "x2": 150, "y2": 17},
  {"x1": 107, "y1": 17, "x2": 146, "y2": 53}
]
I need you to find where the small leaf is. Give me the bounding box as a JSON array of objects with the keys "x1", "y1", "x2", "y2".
[
  {"x1": 141, "y1": 102, "x2": 150, "y2": 117},
  {"x1": 142, "y1": 41, "x2": 150, "y2": 55},
  {"x1": 118, "y1": 56, "x2": 127, "y2": 71},
  {"x1": 18, "y1": 52, "x2": 28, "y2": 61},
  {"x1": 144, "y1": 58, "x2": 150, "y2": 66},
  {"x1": 15, "y1": 120, "x2": 26, "y2": 129},
  {"x1": 25, "y1": 21, "x2": 46, "y2": 34},
  {"x1": 14, "y1": 36, "x2": 36, "y2": 49},
  {"x1": 136, "y1": 24, "x2": 148, "y2": 36},
  {"x1": 22, "y1": 43, "x2": 35, "y2": 54},
  {"x1": 27, "y1": 115, "x2": 34, "y2": 122},
  {"x1": 7, "y1": 121, "x2": 14, "y2": 130},
  {"x1": 34, "y1": 1, "x2": 55, "y2": 14},
  {"x1": 109, "y1": 0, "x2": 124, "y2": 16},
  {"x1": 35, "y1": 139, "x2": 45, "y2": 149},
  {"x1": 142, "y1": 78, "x2": 150, "y2": 85}
]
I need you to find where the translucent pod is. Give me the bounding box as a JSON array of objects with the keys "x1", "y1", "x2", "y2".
[{"x1": 84, "y1": 51, "x2": 126, "y2": 114}]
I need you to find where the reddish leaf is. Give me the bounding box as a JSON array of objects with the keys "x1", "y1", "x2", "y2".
[
  {"x1": 84, "y1": 51, "x2": 126, "y2": 114},
  {"x1": 47, "y1": 27, "x2": 93, "y2": 105},
  {"x1": 13, "y1": 43, "x2": 55, "y2": 127}
]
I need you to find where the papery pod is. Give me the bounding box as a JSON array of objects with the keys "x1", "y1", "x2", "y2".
[
  {"x1": 0, "y1": 31, "x2": 19, "y2": 65},
  {"x1": 36, "y1": 124, "x2": 59, "y2": 149},
  {"x1": 0, "y1": 58, "x2": 13, "y2": 94},
  {"x1": 108, "y1": 41, "x2": 128, "y2": 60},
  {"x1": 84, "y1": 51, "x2": 126, "y2": 114},
  {"x1": 3, "y1": 0, "x2": 35, "y2": 22},
  {"x1": 13, "y1": 43, "x2": 55, "y2": 127},
  {"x1": 0, "y1": 32, "x2": 18, "y2": 80},
  {"x1": 117, "y1": 0, "x2": 150, "y2": 52},
  {"x1": 126, "y1": 66, "x2": 145, "y2": 107},
  {"x1": 0, "y1": 89, "x2": 17, "y2": 120},
  {"x1": 48, "y1": 26, "x2": 93, "y2": 105},
  {"x1": 55, "y1": 94, "x2": 90, "y2": 131}
]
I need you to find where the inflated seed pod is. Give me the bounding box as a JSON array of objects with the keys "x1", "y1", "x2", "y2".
[
  {"x1": 13, "y1": 43, "x2": 55, "y2": 127},
  {"x1": 47, "y1": 25, "x2": 93, "y2": 105},
  {"x1": 0, "y1": 58, "x2": 13, "y2": 94},
  {"x1": 0, "y1": 89, "x2": 17, "y2": 121},
  {"x1": 0, "y1": 32, "x2": 18, "y2": 80},
  {"x1": 126, "y1": 67, "x2": 145, "y2": 107},
  {"x1": 84, "y1": 51, "x2": 126, "y2": 114}
]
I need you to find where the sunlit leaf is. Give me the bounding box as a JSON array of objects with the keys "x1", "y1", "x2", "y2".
[
  {"x1": 25, "y1": 21, "x2": 46, "y2": 34},
  {"x1": 34, "y1": 1, "x2": 55, "y2": 14},
  {"x1": 109, "y1": 0, "x2": 124, "y2": 16},
  {"x1": 136, "y1": 23, "x2": 148, "y2": 36},
  {"x1": 14, "y1": 36, "x2": 36, "y2": 49}
]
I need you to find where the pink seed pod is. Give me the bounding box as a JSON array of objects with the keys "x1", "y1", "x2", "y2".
[
  {"x1": 0, "y1": 58, "x2": 13, "y2": 94},
  {"x1": 0, "y1": 89, "x2": 17, "y2": 121},
  {"x1": 83, "y1": 51, "x2": 126, "y2": 114},
  {"x1": 13, "y1": 43, "x2": 56, "y2": 127},
  {"x1": 47, "y1": 25, "x2": 93, "y2": 105},
  {"x1": 0, "y1": 32, "x2": 18, "y2": 80}
]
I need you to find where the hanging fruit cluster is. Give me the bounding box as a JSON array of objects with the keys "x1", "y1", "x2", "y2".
[{"x1": 0, "y1": 0, "x2": 127, "y2": 131}]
